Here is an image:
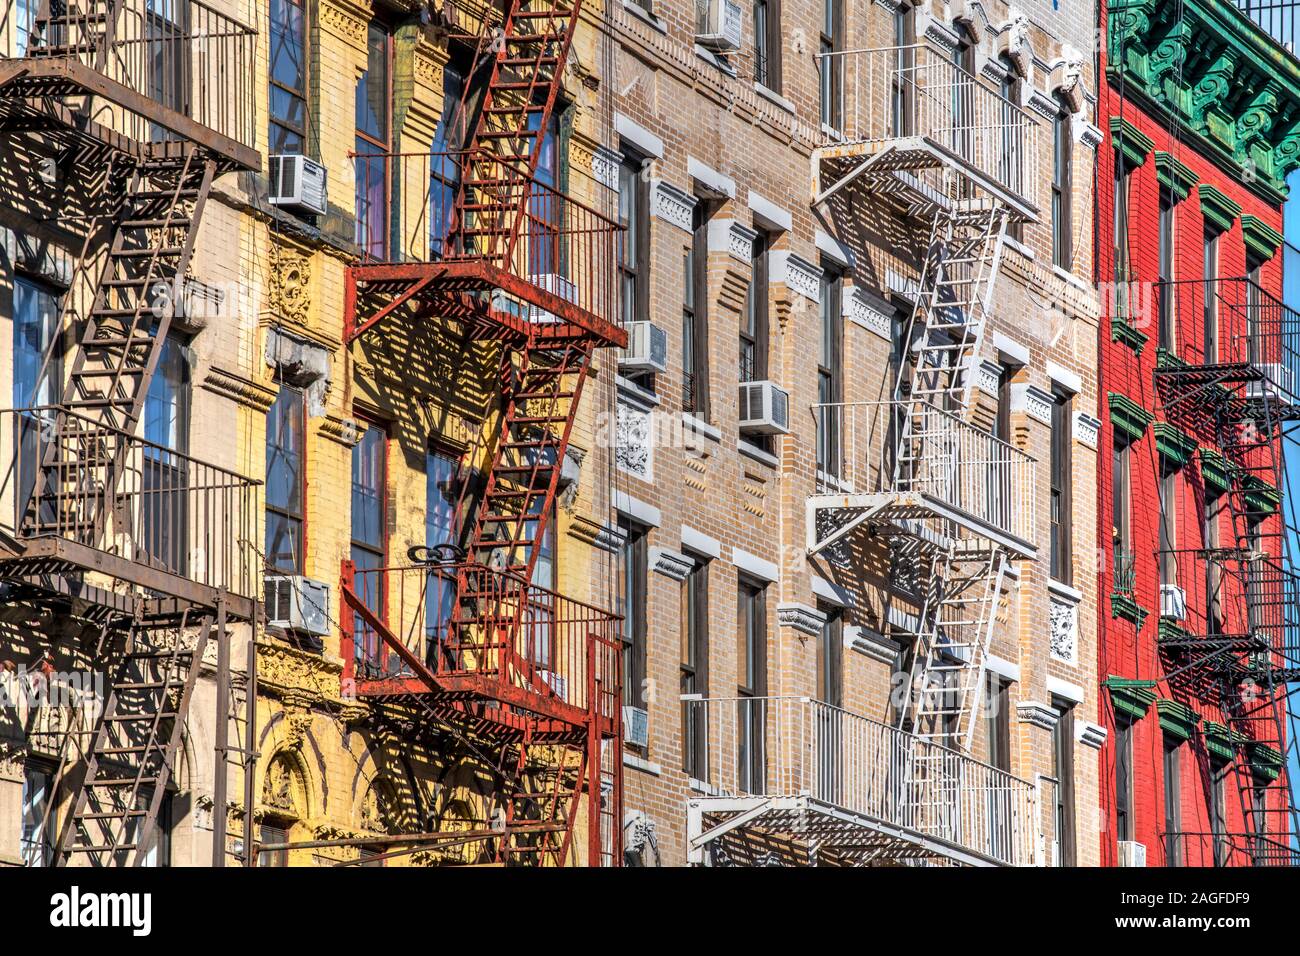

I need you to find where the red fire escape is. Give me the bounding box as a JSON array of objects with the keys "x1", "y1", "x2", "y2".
[{"x1": 339, "y1": 0, "x2": 625, "y2": 865}]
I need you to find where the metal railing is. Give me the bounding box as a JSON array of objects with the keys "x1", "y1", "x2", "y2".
[
  {"x1": 1113, "y1": 545, "x2": 1137, "y2": 599},
  {"x1": 0, "y1": 406, "x2": 261, "y2": 599},
  {"x1": 685, "y1": 695, "x2": 1040, "y2": 866},
  {"x1": 1156, "y1": 547, "x2": 1291, "y2": 657},
  {"x1": 353, "y1": 148, "x2": 621, "y2": 329},
  {"x1": 1235, "y1": 0, "x2": 1298, "y2": 49},
  {"x1": 1163, "y1": 831, "x2": 1299, "y2": 866},
  {"x1": 812, "y1": 398, "x2": 1036, "y2": 546},
  {"x1": 340, "y1": 560, "x2": 622, "y2": 726},
  {"x1": 1156, "y1": 277, "x2": 1300, "y2": 401},
  {"x1": 816, "y1": 44, "x2": 1038, "y2": 207},
  {"x1": 0, "y1": 0, "x2": 257, "y2": 150}
]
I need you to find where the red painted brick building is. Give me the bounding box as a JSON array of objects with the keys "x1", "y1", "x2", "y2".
[{"x1": 1097, "y1": 0, "x2": 1300, "y2": 866}]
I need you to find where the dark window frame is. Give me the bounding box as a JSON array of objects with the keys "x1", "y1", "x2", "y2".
[
  {"x1": 618, "y1": 146, "x2": 651, "y2": 332},
  {"x1": 620, "y1": 517, "x2": 649, "y2": 715},
  {"x1": 681, "y1": 555, "x2": 710, "y2": 777},
  {"x1": 1051, "y1": 93, "x2": 1073, "y2": 269},
  {"x1": 1049, "y1": 386, "x2": 1073, "y2": 585},
  {"x1": 1163, "y1": 736, "x2": 1182, "y2": 866},
  {"x1": 269, "y1": 0, "x2": 309, "y2": 155},
  {"x1": 816, "y1": 265, "x2": 844, "y2": 477},
  {"x1": 683, "y1": 198, "x2": 713, "y2": 417},
  {"x1": 737, "y1": 576, "x2": 768, "y2": 794},
  {"x1": 1115, "y1": 715, "x2": 1134, "y2": 843},
  {"x1": 354, "y1": 19, "x2": 395, "y2": 260},
  {"x1": 752, "y1": 0, "x2": 782, "y2": 91},
  {"x1": 1052, "y1": 696, "x2": 1077, "y2": 866},
  {"x1": 819, "y1": 0, "x2": 844, "y2": 129},
  {"x1": 265, "y1": 382, "x2": 307, "y2": 575}
]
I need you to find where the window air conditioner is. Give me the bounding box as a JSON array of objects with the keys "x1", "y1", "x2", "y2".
[
  {"x1": 623, "y1": 705, "x2": 649, "y2": 748},
  {"x1": 1159, "y1": 584, "x2": 1187, "y2": 622},
  {"x1": 619, "y1": 320, "x2": 668, "y2": 373},
  {"x1": 738, "y1": 380, "x2": 790, "y2": 435},
  {"x1": 1246, "y1": 362, "x2": 1297, "y2": 406},
  {"x1": 268, "y1": 154, "x2": 328, "y2": 217},
  {"x1": 1117, "y1": 840, "x2": 1147, "y2": 867},
  {"x1": 695, "y1": 0, "x2": 742, "y2": 52},
  {"x1": 265, "y1": 575, "x2": 332, "y2": 636}
]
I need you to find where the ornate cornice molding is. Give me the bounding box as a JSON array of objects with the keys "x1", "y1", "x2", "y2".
[
  {"x1": 1016, "y1": 700, "x2": 1060, "y2": 730},
  {"x1": 318, "y1": 414, "x2": 361, "y2": 448},
  {"x1": 776, "y1": 602, "x2": 827, "y2": 637},
  {"x1": 257, "y1": 640, "x2": 346, "y2": 707},
  {"x1": 650, "y1": 547, "x2": 693, "y2": 581},
  {"x1": 650, "y1": 180, "x2": 696, "y2": 232},
  {"x1": 201, "y1": 366, "x2": 278, "y2": 413},
  {"x1": 567, "y1": 514, "x2": 626, "y2": 554}
]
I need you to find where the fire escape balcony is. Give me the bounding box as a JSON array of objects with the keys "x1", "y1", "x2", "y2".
[
  {"x1": 0, "y1": 406, "x2": 261, "y2": 622},
  {"x1": 1154, "y1": 277, "x2": 1300, "y2": 428},
  {"x1": 0, "y1": 0, "x2": 258, "y2": 170},
  {"x1": 346, "y1": 149, "x2": 626, "y2": 350},
  {"x1": 807, "y1": 399, "x2": 1037, "y2": 558},
  {"x1": 339, "y1": 560, "x2": 622, "y2": 740},
  {"x1": 683, "y1": 696, "x2": 1045, "y2": 867},
  {"x1": 812, "y1": 44, "x2": 1039, "y2": 220}
]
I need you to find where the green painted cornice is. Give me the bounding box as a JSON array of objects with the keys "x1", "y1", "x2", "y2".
[
  {"x1": 1108, "y1": 0, "x2": 1300, "y2": 201},
  {"x1": 1155, "y1": 151, "x2": 1199, "y2": 201},
  {"x1": 1104, "y1": 676, "x2": 1158, "y2": 719},
  {"x1": 1110, "y1": 116, "x2": 1155, "y2": 167},
  {"x1": 1156, "y1": 699, "x2": 1201, "y2": 740},
  {"x1": 1154, "y1": 422, "x2": 1197, "y2": 465},
  {"x1": 1198, "y1": 184, "x2": 1241, "y2": 233},
  {"x1": 1198, "y1": 447, "x2": 1234, "y2": 493},
  {"x1": 1111, "y1": 315, "x2": 1149, "y2": 354},
  {"x1": 1111, "y1": 593, "x2": 1150, "y2": 629},
  {"x1": 1241, "y1": 214, "x2": 1285, "y2": 262},
  {"x1": 1247, "y1": 741, "x2": 1284, "y2": 780},
  {"x1": 1109, "y1": 392, "x2": 1154, "y2": 442},
  {"x1": 1156, "y1": 347, "x2": 1189, "y2": 370},
  {"x1": 1202, "y1": 720, "x2": 1248, "y2": 761},
  {"x1": 1242, "y1": 474, "x2": 1281, "y2": 515}
]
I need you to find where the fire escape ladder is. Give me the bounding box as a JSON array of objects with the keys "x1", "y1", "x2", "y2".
[
  {"x1": 900, "y1": 548, "x2": 1006, "y2": 750},
  {"x1": 28, "y1": 0, "x2": 124, "y2": 68},
  {"x1": 25, "y1": 151, "x2": 216, "y2": 543},
  {"x1": 450, "y1": 0, "x2": 581, "y2": 264},
  {"x1": 496, "y1": 733, "x2": 587, "y2": 865},
  {"x1": 53, "y1": 611, "x2": 214, "y2": 866}
]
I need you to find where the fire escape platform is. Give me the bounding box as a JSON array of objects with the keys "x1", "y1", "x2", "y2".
[
  {"x1": 348, "y1": 260, "x2": 627, "y2": 349},
  {"x1": 0, "y1": 535, "x2": 257, "y2": 622},
  {"x1": 812, "y1": 137, "x2": 1039, "y2": 222},
  {"x1": 689, "y1": 794, "x2": 1007, "y2": 867},
  {"x1": 807, "y1": 490, "x2": 1037, "y2": 560},
  {"x1": 0, "y1": 58, "x2": 259, "y2": 171}
]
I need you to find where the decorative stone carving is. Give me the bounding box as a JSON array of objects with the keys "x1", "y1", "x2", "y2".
[
  {"x1": 1077, "y1": 721, "x2": 1108, "y2": 750},
  {"x1": 650, "y1": 180, "x2": 696, "y2": 233},
  {"x1": 1049, "y1": 593, "x2": 1079, "y2": 663},
  {"x1": 844, "y1": 286, "x2": 892, "y2": 341},
  {"x1": 263, "y1": 754, "x2": 300, "y2": 815},
  {"x1": 1012, "y1": 383, "x2": 1053, "y2": 424},
  {"x1": 318, "y1": 414, "x2": 362, "y2": 448},
  {"x1": 728, "y1": 221, "x2": 759, "y2": 262},
  {"x1": 650, "y1": 547, "x2": 693, "y2": 581},
  {"x1": 615, "y1": 401, "x2": 653, "y2": 481},
  {"x1": 1016, "y1": 700, "x2": 1059, "y2": 730},
  {"x1": 202, "y1": 366, "x2": 278, "y2": 413},
  {"x1": 777, "y1": 603, "x2": 827, "y2": 637},
  {"x1": 999, "y1": 12, "x2": 1031, "y2": 77},
  {"x1": 567, "y1": 515, "x2": 626, "y2": 554},
  {"x1": 773, "y1": 251, "x2": 820, "y2": 303},
  {"x1": 1025, "y1": 87, "x2": 1059, "y2": 120},
  {"x1": 1073, "y1": 411, "x2": 1102, "y2": 449},
  {"x1": 268, "y1": 243, "x2": 311, "y2": 327},
  {"x1": 624, "y1": 810, "x2": 661, "y2": 867},
  {"x1": 591, "y1": 145, "x2": 620, "y2": 190},
  {"x1": 976, "y1": 359, "x2": 1003, "y2": 397},
  {"x1": 321, "y1": 0, "x2": 367, "y2": 43}
]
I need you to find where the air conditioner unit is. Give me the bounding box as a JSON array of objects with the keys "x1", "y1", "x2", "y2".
[
  {"x1": 527, "y1": 273, "x2": 577, "y2": 324},
  {"x1": 1246, "y1": 362, "x2": 1297, "y2": 406},
  {"x1": 619, "y1": 321, "x2": 668, "y2": 373},
  {"x1": 265, "y1": 575, "x2": 331, "y2": 636},
  {"x1": 268, "y1": 154, "x2": 328, "y2": 216},
  {"x1": 1160, "y1": 584, "x2": 1187, "y2": 621},
  {"x1": 539, "y1": 670, "x2": 569, "y2": 702},
  {"x1": 695, "y1": 0, "x2": 742, "y2": 51},
  {"x1": 623, "y1": 706, "x2": 649, "y2": 748},
  {"x1": 1117, "y1": 840, "x2": 1147, "y2": 867},
  {"x1": 738, "y1": 380, "x2": 790, "y2": 435}
]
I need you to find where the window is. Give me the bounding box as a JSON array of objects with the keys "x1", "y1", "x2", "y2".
[
  {"x1": 816, "y1": 266, "x2": 844, "y2": 476},
  {"x1": 355, "y1": 21, "x2": 393, "y2": 259},
  {"x1": 1112, "y1": 435, "x2": 1132, "y2": 593},
  {"x1": 1113, "y1": 159, "x2": 1132, "y2": 304},
  {"x1": 424, "y1": 447, "x2": 460, "y2": 640},
  {"x1": 1164, "y1": 737, "x2": 1182, "y2": 866},
  {"x1": 815, "y1": 603, "x2": 843, "y2": 803},
  {"x1": 269, "y1": 0, "x2": 308, "y2": 154},
  {"x1": 619, "y1": 518, "x2": 648, "y2": 712},
  {"x1": 21, "y1": 763, "x2": 52, "y2": 866},
  {"x1": 950, "y1": 32, "x2": 975, "y2": 167},
  {"x1": 737, "y1": 579, "x2": 767, "y2": 794},
  {"x1": 1247, "y1": 258, "x2": 1264, "y2": 365},
  {"x1": 526, "y1": 105, "x2": 564, "y2": 277},
  {"x1": 1210, "y1": 760, "x2": 1229, "y2": 866},
  {"x1": 351, "y1": 421, "x2": 387, "y2": 667},
  {"x1": 13, "y1": 277, "x2": 61, "y2": 515},
  {"x1": 816, "y1": 604, "x2": 843, "y2": 708},
  {"x1": 752, "y1": 0, "x2": 781, "y2": 90},
  {"x1": 142, "y1": 335, "x2": 191, "y2": 575},
  {"x1": 1158, "y1": 188, "x2": 1175, "y2": 350},
  {"x1": 998, "y1": 54, "x2": 1023, "y2": 242},
  {"x1": 1203, "y1": 488, "x2": 1225, "y2": 634},
  {"x1": 1052, "y1": 697, "x2": 1076, "y2": 865},
  {"x1": 258, "y1": 823, "x2": 288, "y2": 867},
  {"x1": 134, "y1": 788, "x2": 173, "y2": 867},
  {"x1": 1051, "y1": 94, "x2": 1072, "y2": 269},
  {"x1": 429, "y1": 57, "x2": 467, "y2": 258},
  {"x1": 1203, "y1": 229, "x2": 1220, "y2": 362},
  {"x1": 986, "y1": 673, "x2": 1011, "y2": 772},
  {"x1": 819, "y1": 0, "x2": 843, "y2": 130},
  {"x1": 681, "y1": 557, "x2": 709, "y2": 778},
  {"x1": 618, "y1": 148, "x2": 651, "y2": 342},
  {"x1": 1049, "y1": 387, "x2": 1072, "y2": 584},
  {"x1": 265, "y1": 384, "x2": 305, "y2": 574},
  {"x1": 683, "y1": 199, "x2": 712, "y2": 416},
  {"x1": 740, "y1": 232, "x2": 770, "y2": 384},
  {"x1": 146, "y1": 0, "x2": 189, "y2": 138},
  {"x1": 1115, "y1": 716, "x2": 1133, "y2": 843},
  {"x1": 1159, "y1": 460, "x2": 1179, "y2": 591},
  {"x1": 890, "y1": 5, "x2": 915, "y2": 137},
  {"x1": 525, "y1": 496, "x2": 557, "y2": 667}
]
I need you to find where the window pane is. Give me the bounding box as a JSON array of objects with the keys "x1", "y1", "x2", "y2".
[{"x1": 351, "y1": 423, "x2": 386, "y2": 550}]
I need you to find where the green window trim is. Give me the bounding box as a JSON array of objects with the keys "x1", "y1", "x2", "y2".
[
  {"x1": 1241, "y1": 214, "x2": 1284, "y2": 262},
  {"x1": 1109, "y1": 392, "x2": 1154, "y2": 442},
  {"x1": 1111, "y1": 592, "x2": 1149, "y2": 629},
  {"x1": 1153, "y1": 421, "x2": 1196, "y2": 466},
  {"x1": 1155, "y1": 346, "x2": 1188, "y2": 370},
  {"x1": 1201, "y1": 720, "x2": 1247, "y2": 761},
  {"x1": 1109, "y1": 116, "x2": 1154, "y2": 168},
  {"x1": 1198, "y1": 184, "x2": 1241, "y2": 234},
  {"x1": 1156, "y1": 698, "x2": 1200, "y2": 741},
  {"x1": 1198, "y1": 447, "x2": 1233, "y2": 493},
  {"x1": 1110, "y1": 315, "x2": 1148, "y2": 354},
  {"x1": 1247, "y1": 741, "x2": 1284, "y2": 781},
  {"x1": 1154, "y1": 151, "x2": 1199, "y2": 201},
  {"x1": 1103, "y1": 675, "x2": 1157, "y2": 720},
  {"x1": 1242, "y1": 475, "x2": 1281, "y2": 515}
]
